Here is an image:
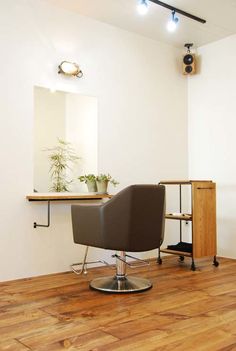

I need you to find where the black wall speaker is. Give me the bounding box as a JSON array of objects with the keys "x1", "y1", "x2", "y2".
[{"x1": 183, "y1": 43, "x2": 196, "y2": 75}]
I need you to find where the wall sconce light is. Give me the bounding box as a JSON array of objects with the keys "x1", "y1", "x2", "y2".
[{"x1": 58, "y1": 61, "x2": 83, "y2": 78}]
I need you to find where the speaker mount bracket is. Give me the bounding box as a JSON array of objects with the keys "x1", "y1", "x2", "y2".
[{"x1": 184, "y1": 43, "x2": 193, "y2": 53}]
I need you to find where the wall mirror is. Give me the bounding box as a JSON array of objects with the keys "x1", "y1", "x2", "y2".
[{"x1": 33, "y1": 86, "x2": 98, "y2": 192}]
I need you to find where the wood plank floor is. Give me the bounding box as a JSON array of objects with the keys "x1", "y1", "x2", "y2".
[{"x1": 0, "y1": 256, "x2": 236, "y2": 350}]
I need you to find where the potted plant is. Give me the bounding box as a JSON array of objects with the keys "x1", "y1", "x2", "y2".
[
  {"x1": 45, "y1": 138, "x2": 79, "y2": 192},
  {"x1": 78, "y1": 174, "x2": 97, "y2": 192},
  {"x1": 96, "y1": 174, "x2": 119, "y2": 194}
]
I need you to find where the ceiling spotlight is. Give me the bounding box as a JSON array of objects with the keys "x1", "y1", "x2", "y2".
[
  {"x1": 167, "y1": 10, "x2": 179, "y2": 32},
  {"x1": 58, "y1": 61, "x2": 83, "y2": 78},
  {"x1": 137, "y1": 0, "x2": 149, "y2": 15}
]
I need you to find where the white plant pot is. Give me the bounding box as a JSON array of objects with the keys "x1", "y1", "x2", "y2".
[
  {"x1": 96, "y1": 180, "x2": 108, "y2": 194},
  {"x1": 86, "y1": 180, "x2": 97, "y2": 192}
]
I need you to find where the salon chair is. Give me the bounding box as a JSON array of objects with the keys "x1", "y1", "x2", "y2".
[{"x1": 71, "y1": 184, "x2": 165, "y2": 293}]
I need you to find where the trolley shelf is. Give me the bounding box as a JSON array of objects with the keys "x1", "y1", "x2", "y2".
[
  {"x1": 159, "y1": 180, "x2": 212, "y2": 185},
  {"x1": 165, "y1": 213, "x2": 192, "y2": 221},
  {"x1": 157, "y1": 180, "x2": 217, "y2": 271},
  {"x1": 160, "y1": 248, "x2": 192, "y2": 257}
]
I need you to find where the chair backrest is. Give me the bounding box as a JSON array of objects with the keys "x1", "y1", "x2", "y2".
[{"x1": 101, "y1": 184, "x2": 165, "y2": 252}]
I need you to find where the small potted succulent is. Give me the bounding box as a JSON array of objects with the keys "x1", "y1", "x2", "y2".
[
  {"x1": 96, "y1": 174, "x2": 119, "y2": 194},
  {"x1": 78, "y1": 174, "x2": 97, "y2": 192}
]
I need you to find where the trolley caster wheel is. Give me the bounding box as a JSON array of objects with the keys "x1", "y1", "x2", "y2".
[
  {"x1": 213, "y1": 260, "x2": 219, "y2": 267},
  {"x1": 191, "y1": 263, "x2": 196, "y2": 271},
  {"x1": 158, "y1": 258, "x2": 162, "y2": 265},
  {"x1": 179, "y1": 256, "x2": 185, "y2": 262}
]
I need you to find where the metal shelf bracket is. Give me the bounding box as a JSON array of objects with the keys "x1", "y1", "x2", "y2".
[{"x1": 34, "y1": 201, "x2": 51, "y2": 228}]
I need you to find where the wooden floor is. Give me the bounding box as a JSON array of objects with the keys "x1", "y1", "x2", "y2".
[{"x1": 0, "y1": 256, "x2": 236, "y2": 351}]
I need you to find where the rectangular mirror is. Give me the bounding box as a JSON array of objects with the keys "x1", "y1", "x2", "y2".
[{"x1": 33, "y1": 86, "x2": 98, "y2": 192}]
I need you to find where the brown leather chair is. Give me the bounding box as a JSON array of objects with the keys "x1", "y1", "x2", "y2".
[{"x1": 71, "y1": 184, "x2": 165, "y2": 293}]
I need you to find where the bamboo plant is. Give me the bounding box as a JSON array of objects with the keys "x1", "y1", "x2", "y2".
[{"x1": 45, "y1": 138, "x2": 80, "y2": 192}]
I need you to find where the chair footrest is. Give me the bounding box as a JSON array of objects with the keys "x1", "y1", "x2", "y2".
[{"x1": 112, "y1": 253, "x2": 149, "y2": 268}]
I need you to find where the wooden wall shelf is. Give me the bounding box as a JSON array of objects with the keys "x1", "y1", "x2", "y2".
[
  {"x1": 26, "y1": 192, "x2": 112, "y2": 228},
  {"x1": 26, "y1": 192, "x2": 112, "y2": 201}
]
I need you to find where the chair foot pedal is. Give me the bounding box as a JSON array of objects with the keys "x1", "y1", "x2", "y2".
[{"x1": 112, "y1": 253, "x2": 149, "y2": 268}]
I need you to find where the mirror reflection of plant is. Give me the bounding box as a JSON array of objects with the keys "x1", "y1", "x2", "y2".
[{"x1": 45, "y1": 138, "x2": 80, "y2": 192}]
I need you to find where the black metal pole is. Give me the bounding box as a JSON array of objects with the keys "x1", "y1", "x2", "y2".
[
  {"x1": 179, "y1": 184, "x2": 182, "y2": 242},
  {"x1": 34, "y1": 201, "x2": 51, "y2": 228}
]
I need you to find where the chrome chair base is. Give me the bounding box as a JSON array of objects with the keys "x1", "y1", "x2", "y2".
[{"x1": 89, "y1": 275, "x2": 152, "y2": 293}]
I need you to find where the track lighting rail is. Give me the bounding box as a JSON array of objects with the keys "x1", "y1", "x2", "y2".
[{"x1": 149, "y1": 0, "x2": 206, "y2": 24}]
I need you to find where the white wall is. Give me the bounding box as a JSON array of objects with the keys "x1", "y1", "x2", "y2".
[
  {"x1": 188, "y1": 34, "x2": 236, "y2": 259},
  {"x1": 0, "y1": 0, "x2": 187, "y2": 281}
]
